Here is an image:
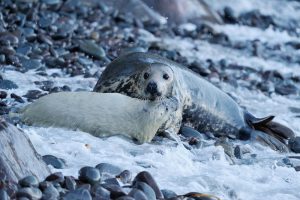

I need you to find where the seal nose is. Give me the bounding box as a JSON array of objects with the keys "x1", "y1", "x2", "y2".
[{"x1": 146, "y1": 82, "x2": 158, "y2": 94}]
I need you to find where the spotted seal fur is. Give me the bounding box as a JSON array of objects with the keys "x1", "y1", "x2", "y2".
[{"x1": 94, "y1": 52, "x2": 295, "y2": 152}]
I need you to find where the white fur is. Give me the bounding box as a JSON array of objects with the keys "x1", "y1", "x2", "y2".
[{"x1": 21, "y1": 92, "x2": 176, "y2": 143}]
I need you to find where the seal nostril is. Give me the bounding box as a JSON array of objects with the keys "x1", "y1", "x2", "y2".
[{"x1": 146, "y1": 82, "x2": 158, "y2": 94}]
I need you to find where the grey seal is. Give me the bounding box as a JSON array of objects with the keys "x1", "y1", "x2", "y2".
[
  {"x1": 93, "y1": 52, "x2": 295, "y2": 152},
  {"x1": 21, "y1": 92, "x2": 177, "y2": 143}
]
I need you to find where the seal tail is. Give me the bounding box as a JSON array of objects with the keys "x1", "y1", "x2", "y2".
[{"x1": 244, "y1": 111, "x2": 295, "y2": 145}]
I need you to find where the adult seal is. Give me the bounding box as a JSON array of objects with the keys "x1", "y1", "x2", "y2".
[
  {"x1": 94, "y1": 52, "x2": 295, "y2": 152},
  {"x1": 20, "y1": 92, "x2": 178, "y2": 143}
]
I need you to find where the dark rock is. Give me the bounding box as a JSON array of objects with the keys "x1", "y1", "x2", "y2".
[
  {"x1": 64, "y1": 176, "x2": 76, "y2": 191},
  {"x1": 161, "y1": 189, "x2": 177, "y2": 199},
  {"x1": 104, "y1": 178, "x2": 119, "y2": 186},
  {"x1": 49, "y1": 85, "x2": 71, "y2": 93},
  {"x1": 133, "y1": 171, "x2": 163, "y2": 199},
  {"x1": 23, "y1": 90, "x2": 45, "y2": 101},
  {"x1": 16, "y1": 45, "x2": 32, "y2": 56},
  {"x1": 78, "y1": 40, "x2": 106, "y2": 60},
  {"x1": 234, "y1": 145, "x2": 242, "y2": 159},
  {"x1": 91, "y1": 183, "x2": 110, "y2": 199},
  {"x1": 116, "y1": 196, "x2": 135, "y2": 200},
  {"x1": 41, "y1": 0, "x2": 61, "y2": 5},
  {"x1": 101, "y1": 184, "x2": 126, "y2": 199},
  {"x1": 188, "y1": 61, "x2": 211, "y2": 77},
  {"x1": 275, "y1": 82, "x2": 298, "y2": 95},
  {"x1": 39, "y1": 181, "x2": 51, "y2": 191},
  {"x1": 78, "y1": 166, "x2": 101, "y2": 185},
  {"x1": 18, "y1": 175, "x2": 39, "y2": 188},
  {"x1": 95, "y1": 163, "x2": 122, "y2": 179},
  {"x1": 0, "y1": 189, "x2": 9, "y2": 200},
  {"x1": 16, "y1": 187, "x2": 42, "y2": 199},
  {"x1": 0, "y1": 80, "x2": 18, "y2": 90},
  {"x1": 133, "y1": 181, "x2": 156, "y2": 200},
  {"x1": 42, "y1": 184, "x2": 59, "y2": 199},
  {"x1": 0, "y1": 46, "x2": 15, "y2": 56},
  {"x1": 77, "y1": 184, "x2": 91, "y2": 191},
  {"x1": 42, "y1": 155, "x2": 66, "y2": 169},
  {"x1": 0, "y1": 91, "x2": 7, "y2": 99},
  {"x1": 238, "y1": 10, "x2": 275, "y2": 29},
  {"x1": 37, "y1": 34, "x2": 53, "y2": 46},
  {"x1": 179, "y1": 126, "x2": 204, "y2": 139},
  {"x1": 0, "y1": 32, "x2": 19, "y2": 46},
  {"x1": 10, "y1": 93, "x2": 25, "y2": 103},
  {"x1": 63, "y1": 188, "x2": 92, "y2": 200},
  {"x1": 223, "y1": 6, "x2": 237, "y2": 23},
  {"x1": 117, "y1": 170, "x2": 132, "y2": 184},
  {"x1": 45, "y1": 172, "x2": 64, "y2": 184},
  {"x1": 289, "y1": 137, "x2": 300, "y2": 153},
  {"x1": 0, "y1": 119, "x2": 50, "y2": 196},
  {"x1": 128, "y1": 188, "x2": 148, "y2": 200},
  {"x1": 20, "y1": 58, "x2": 41, "y2": 70}
]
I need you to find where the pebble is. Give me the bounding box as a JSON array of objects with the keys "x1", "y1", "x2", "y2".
[
  {"x1": 133, "y1": 181, "x2": 156, "y2": 200},
  {"x1": 0, "y1": 189, "x2": 9, "y2": 200},
  {"x1": 0, "y1": 91, "x2": 7, "y2": 99},
  {"x1": 91, "y1": 183, "x2": 110, "y2": 199},
  {"x1": 16, "y1": 187, "x2": 43, "y2": 199},
  {"x1": 23, "y1": 90, "x2": 45, "y2": 101},
  {"x1": 42, "y1": 154, "x2": 66, "y2": 169},
  {"x1": 42, "y1": 184, "x2": 60, "y2": 199},
  {"x1": 117, "y1": 170, "x2": 132, "y2": 184},
  {"x1": 133, "y1": 171, "x2": 163, "y2": 199},
  {"x1": 161, "y1": 189, "x2": 177, "y2": 199},
  {"x1": 45, "y1": 172, "x2": 65, "y2": 184},
  {"x1": 0, "y1": 80, "x2": 18, "y2": 90},
  {"x1": 179, "y1": 126, "x2": 205, "y2": 139},
  {"x1": 10, "y1": 93, "x2": 25, "y2": 103},
  {"x1": 128, "y1": 188, "x2": 148, "y2": 200},
  {"x1": 64, "y1": 176, "x2": 77, "y2": 191},
  {"x1": 95, "y1": 163, "x2": 122, "y2": 179},
  {"x1": 275, "y1": 82, "x2": 298, "y2": 95},
  {"x1": 63, "y1": 188, "x2": 92, "y2": 200},
  {"x1": 19, "y1": 57, "x2": 41, "y2": 70},
  {"x1": 78, "y1": 40, "x2": 106, "y2": 60},
  {"x1": 101, "y1": 184, "x2": 126, "y2": 199},
  {"x1": 18, "y1": 175, "x2": 39, "y2": 188},
  {"x1": 78, "y1": 166, "x2": 101, "y2": 185}
]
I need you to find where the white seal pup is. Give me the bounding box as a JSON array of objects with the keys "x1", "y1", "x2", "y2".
[
  {"x1": 21, "y1": 92, "x2": 178, "y2": 143},
  {"x1": 93, "y1": 52, "x2": 295, "y2": 152}
]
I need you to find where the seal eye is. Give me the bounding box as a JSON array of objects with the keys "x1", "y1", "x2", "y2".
[
  {"x1": 144, "y1": 72, "x2": 149, "y2": 80},
  {"x1": 163, "y1": 73, "x2": 169, "y2": 80}
]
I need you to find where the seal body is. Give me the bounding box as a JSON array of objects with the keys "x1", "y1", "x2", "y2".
[
  {"x1": 94, "y1": 52, "x2": 294, "y2": 151},
  {"x1": 21, "y1": 92, "x2": 177, "y2": 143}
]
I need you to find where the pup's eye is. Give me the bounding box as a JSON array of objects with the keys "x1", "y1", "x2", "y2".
[
  {"x1": 163, "y1": 73, "x2": 169, "y2": 80},
  {"x1": 144, "y1": 72, "x2": 149, "y2": 79}
]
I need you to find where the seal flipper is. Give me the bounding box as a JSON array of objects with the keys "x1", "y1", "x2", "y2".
[{"x1": 244, "y1": 112, "x2": 295, "y2": 143}]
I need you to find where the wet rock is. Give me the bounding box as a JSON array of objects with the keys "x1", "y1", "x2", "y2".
[
  {"x1": 289, "y1": 137, "x2": 300, "y2": 153},
  {"x1": 238, "y1": 10, "x2": 275, "y2": 29},
  {"x1": 117, "y1": 170, "x2": 132, "y2": 184},
  {"x1": 42, "y1": 155, "x2": 66, "y2": 169},
  {"x1": 0, "y1": 32, "x2": 19, "y2": 46},
  {"x1": 104, "y1": 178, "x2": 120, "y2": 186},
  {"x1": 275, "y1": 82, "x2": 298, "y2": 95},
  {"x1": 161, "y1": 189, "x2": 177, "y2": 199},
  {"x1": 223, "y1": 6, "x2": 237, "y2": 23},
  {"x1": 64, "y1": 176, "x2": 76, "y2": 191},
  {"x1": 78, "y1": 40, "x2": 106, "y2": 60},
  {"x1": 0, "y1": 46, "x2": 15, "y2": 56},
  {"x1": 34, "y1": 80, "x2": 54, "y2": 91},
  {"x1": 16, "y1": 187, "x2": 43, "y2": 199},
  {"x1": 128, "y1": 188, "x2": 148, "y2": 200},
  {"x1": 18, "y1": 175, "x2": 39, "y2": 188},
  {"x1": 0, "y1": 91, "x2": 7, "y2": 99},
  {"x1": 10, "y1": 93, "x2": 25, "y2": 103},
  {"x1": 133, "y1": 171, "x2": 163, "y2": 199},
  {"x1": 91, "y1": 183, "x2": 110, "y2": 199},
  {"x1": 133, "y1": 181, "x2": 156, "y2": 200},
  {"x1": 42, "y1": 184, "x2": 59, "y2": 199},
  {"x1": 101, "y1": 184, "x2": 126, "y2": 199},
  {"x1": 49, "y1": 85, "x2": 71, "y2": 93},
  {"x1": 23, "y1": 90, "x2": 45, "y2": 101},
  {"x1": 188, "y1": 61, "x2": 211, "y2": 77},
  {"x1": 95, "y1": 163, "x2": 122, "y2": 179},
  {"x1": 79, "y1": 166, "x2": 101, "y2": 185},
  {"x1": 63, "y1": 188, "x2": 92, "y2": 200},
  {"x1": 45, "y1": 172, "x2": 64, "y2": 184},
  {"x1": 179, "y1": 126, "x2": 205, "y2": 139},
  {"x1": 19, "y1": 57, "x2": 41, "y2": 70},
  {"x1": 0, "y1": 80, "x2": 18, "y2": 90},
  {"x1": 0, "y1": 189, "x2": 9, "y2": 200},
  {"x1": 116, "y1": 196, "x2": 135, "y2": 200},
  {"x1": 234, "y1": 145, "x2": 243, "y2": 159}
]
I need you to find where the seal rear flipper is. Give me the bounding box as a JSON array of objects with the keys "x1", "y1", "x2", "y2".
[
  {"x1": 244, "y1": 112, "x2": 295, "y2": 143},
  {"x1": 251, "y1": 130, "x2": 290, "y2": 153}
]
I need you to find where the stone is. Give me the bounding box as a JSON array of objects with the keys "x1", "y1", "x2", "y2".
[
  {"x1": 78, "y1": 166, "x2": 101, "y2": 185},
  {"x1": 18, "y1": 175, "x2": 39, "y2": 188},
  {"x1": 0, "y1": 80, "x2": 18, "y2": 90},
  {"x1": 16, "y1": 187, "x2": 42, "y2": 199},
  {"x1": 42, "y1": 184, "x2": 59, "y2": 199},
  {"x1": 133, "y1": 181, "x2": 156, "y2": 200},
  {"x1": 64, "y1": 176, "x2": 76, "y2": 191},
  {"x1": 45, "y1": 172, "x2": 64, "y2": 184},
  {"x1": 10, "y1": 93, "x2": 25, "y2": 103},
  {"x1": 117, "y1": 170, "x2": 132, "y2": 184},
  {"x1": 289, "y1": 137, "x2": 300, "y2": 153},
  {"x1": 91, "y1": 183, "x2": 110, "y2": 199},
  {"x1": 128, "y1": 188, "x2": 148, "y2": 200},
  {"x1": 63, "y1": 188, "x2": 92, "y2": 200},
  {"x1": 78, "y1": 40, "x2": 106, "y2": 60},
  {"x1": 42, "y1": 155, "x2": 66, "y2": 169}
]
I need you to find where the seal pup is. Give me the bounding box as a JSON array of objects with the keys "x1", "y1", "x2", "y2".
[
  {"x1": 93, "y1": 52, "x2": 295, "y2": 152},
  {"x1": 21, "y1": 92, "x2": 178, "y2": 143}
]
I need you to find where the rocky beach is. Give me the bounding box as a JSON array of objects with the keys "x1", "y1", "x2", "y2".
[{"x1": 0, "y1": 0, "x2": 300, "y2": 199}]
